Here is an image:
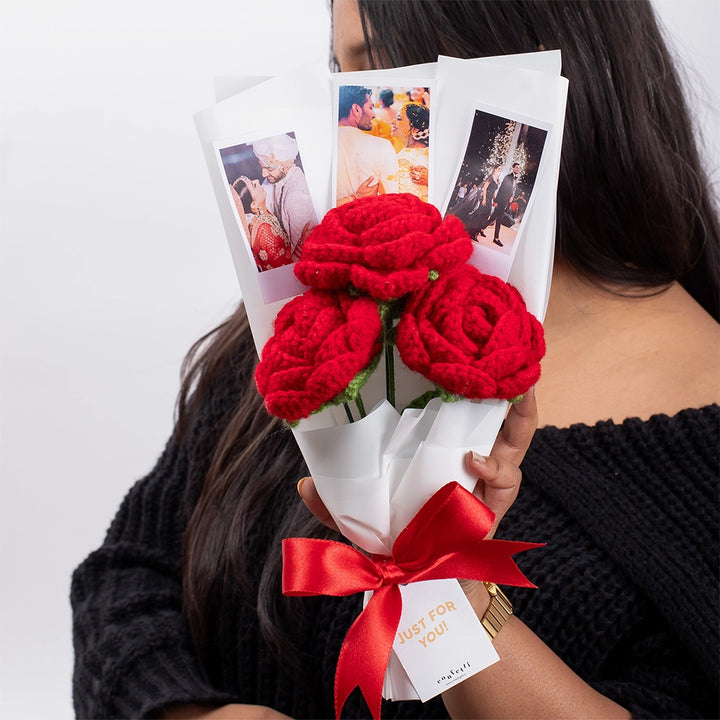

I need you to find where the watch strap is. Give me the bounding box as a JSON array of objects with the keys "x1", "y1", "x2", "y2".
[{"x1": 481, "y1": 581, "x2": 513, "y2": 639}]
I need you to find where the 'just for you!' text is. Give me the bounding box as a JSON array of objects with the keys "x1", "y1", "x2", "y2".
[{"x1": 396, "y1": 601, "x2": 457, "y2": 648}]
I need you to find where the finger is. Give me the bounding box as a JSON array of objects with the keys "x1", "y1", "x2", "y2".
[
  {"x1": 297, "y1": 476, "x2": 339, "y2": 532},
  {"x1": 491, "y1": 387, "x2": 537, "y2": 467},
  {"x1": 464, "y1": 450, "x2": 521, "y2": 493},
  {"x1": 464, "y1": 450, "x2": 522, "y2": 536}
]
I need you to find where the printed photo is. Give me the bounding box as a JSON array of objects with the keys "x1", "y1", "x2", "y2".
[
  {"x1": 334, "y1": 84, "x2": 432, "y2": 205},
  {"x1": 446, "y1": 110, "x2": 548, "y2": 256},
  {"x1": 219, "y1": 132, "x2": 318, "y2": 274}
]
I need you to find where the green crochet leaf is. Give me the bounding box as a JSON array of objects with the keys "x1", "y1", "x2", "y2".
[
  {"x1": 403, "y1": 386, "x2": 461, "y2": 411},
  {"x1": 317, "y1": 351, "x2": 382, "y2": 414}
]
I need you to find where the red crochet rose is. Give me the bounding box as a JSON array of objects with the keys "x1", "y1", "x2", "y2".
[
  {"x1": 255, "y1": 289, "x2": 382, "y2": 423},
  {"x1": 294, "y1": 194, "x2": 473, "y2": 301},
  {"x1": 396, "y1": 264, "x2": 545, "y2": 400}
]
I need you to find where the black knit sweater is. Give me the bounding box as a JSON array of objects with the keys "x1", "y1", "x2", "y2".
[{"x1": 71, "y1": 380, "x2": 719, "y2": 719}]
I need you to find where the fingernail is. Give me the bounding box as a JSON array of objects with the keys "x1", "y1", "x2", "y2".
[
  {"x1": 297, "y1": 477, "x2": 308, "y2": 494},
  {"x1": 470, "y1": 450, "x2": 486, "y2": 464}
]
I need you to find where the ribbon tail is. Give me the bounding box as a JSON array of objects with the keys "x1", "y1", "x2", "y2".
[
  {"x1": 409, "y1": 539, "x2": 545, "y2": 588},
  {"x1": 473, "y1": 539, "x2": 546, "y2": 588},
  {"x1": 334, "y1": 584, "x2": 402, "y2": 720}
]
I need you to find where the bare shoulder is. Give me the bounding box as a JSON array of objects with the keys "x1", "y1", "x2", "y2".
[
  {"x1": 650, "y1": 283, "x2": 720, "y2": 399},
  {"x1": 537, "y1": 276, "x2": 719, "y2": 428}
]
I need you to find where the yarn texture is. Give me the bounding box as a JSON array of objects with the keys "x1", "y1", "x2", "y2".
[
  {"x1": 294, "y1": 194, "x2": 473, "y2": 300},
  {"x1": 396, "y1": 265, "x2": 545, "y2": 400},
  {"x1": 71, "y1": 363, "x2": 720, "y2": 719},
  {"x1": 254, "y1": 289, "x2": 382, "y2": 423},
  {"x1": 257, "y1": 195, "x2": 544, "y2": 421}
]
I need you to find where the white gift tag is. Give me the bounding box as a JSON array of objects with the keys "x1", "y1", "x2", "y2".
[{"x1": 389, "y1": 578, "x2": 499, "y2": 702}]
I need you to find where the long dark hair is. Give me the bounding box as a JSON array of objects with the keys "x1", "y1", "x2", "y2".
[
  {"x1": 179, "y1": 310, "x2": 334, "y2": 682},
  {"x1": 356, "y1": 0, "x2": 719, "y2": 317},
  {"x1": 181, "y1": 0, "x2": 720, "y2": 677}
]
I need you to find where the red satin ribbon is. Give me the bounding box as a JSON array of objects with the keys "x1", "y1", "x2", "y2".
[{"x1": 282, "y1": 481, "x2": 543, "y2": 719}]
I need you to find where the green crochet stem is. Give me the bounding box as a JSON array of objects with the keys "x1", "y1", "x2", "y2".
[
  {"x1": 342, "y1": 399, "x2": 366, "y2": 421},
  {"x1": 385, "y1": 341, "x2": 395, "y2": 409},
  {"x1": 379, "y1": 301, "x2": 402, "y2": 409},
  {"x1": 355, "y1": 394, "x2": 366, "y2": 418}
]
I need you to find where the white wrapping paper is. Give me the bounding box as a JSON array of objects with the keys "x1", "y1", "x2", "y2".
[{"x1": 195, "y1": 51, "x2": 568, "y2": 704}]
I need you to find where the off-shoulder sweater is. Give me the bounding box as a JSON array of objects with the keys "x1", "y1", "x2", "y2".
[{"x1": 71, "y1": 381, "x2": 719, "y2": 719}]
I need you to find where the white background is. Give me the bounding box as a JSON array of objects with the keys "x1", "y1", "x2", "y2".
[{"x1": 1, "y1": 1, "x2": 717, "y2": 716}]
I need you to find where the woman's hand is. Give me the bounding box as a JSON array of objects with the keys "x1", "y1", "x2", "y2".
[
  {"x1": 453, "y1": 387, "x2": 537, "y2": 607},
  {"x1": 466, "y1": 387, "x2": 536, "y2": 539},
  {"x1": 241, "y1": 176, "x2": 268, "y2": 212},
  {"x1": 298, "y1": 387, "x2": 537, "y2": 539},
  {"x1": 409, "y1": 164, "x2": 428, "y2": 187},
  {"x1": 297, "y1": 475, "x2": 339, "y2": 533}
]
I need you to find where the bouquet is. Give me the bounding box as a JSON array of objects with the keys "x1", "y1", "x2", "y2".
[
  {"x1": 255, "y1": 193, "x2": 545, "y2": 718},
  {"x1": 195, "y1": 49, "x2": 568, "y2": 720}
]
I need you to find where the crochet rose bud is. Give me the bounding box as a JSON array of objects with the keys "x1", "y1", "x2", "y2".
[
  {"x1": 255, "y1": 289, "x2": 382, "y2": 423},
  {"x1": 294, "y1": 194, "x2": 473, "y2": 301},
  {"x1": 396, "y1": 264, "x2": 545, "y2": 400}
]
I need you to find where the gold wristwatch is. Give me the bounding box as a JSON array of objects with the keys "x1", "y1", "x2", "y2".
[{"x1": 480, "y1": 582, "x2": 513, "y2": 639}]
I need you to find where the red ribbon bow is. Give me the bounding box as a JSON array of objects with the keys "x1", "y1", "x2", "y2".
[{"x1": 282, "y1": 481, "x2": 543, "y2": 719}]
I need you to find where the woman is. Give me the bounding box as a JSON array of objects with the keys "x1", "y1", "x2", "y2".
[
  {"x1": 71, "y1": 0, "x2": 719, "y2": 718},
  {"x1": 230, "y1": 177, "x2": 293, "y2": 272},
  {"x1": 466, "y1": 164, "x2": 502, "y2": 241},
  {"x1": 392, "y1": 102, "x2": 430, "y2": 201}
]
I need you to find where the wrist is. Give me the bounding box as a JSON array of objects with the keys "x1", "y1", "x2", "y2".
[
  {"x1": 461, "y1": 579, "x2": 491, "y2": 615},
  {"x1": 462, "y1": 580, "x2": 513, "y2": 640}
]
